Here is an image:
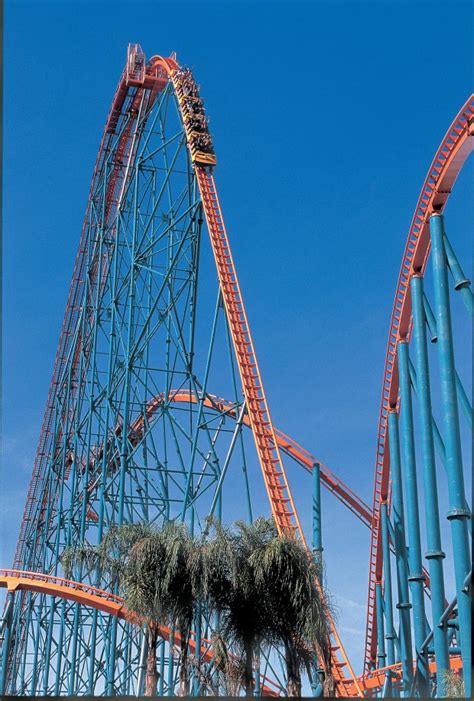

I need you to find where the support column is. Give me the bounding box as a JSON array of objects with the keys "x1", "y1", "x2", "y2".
[
  {"x1": 430, "y1": 213, "x2": 471, "y2": 697},
  {"x1": 397, "y1": 340, "x2": 430, "y2": 696},
  {"x1": 168, "y1": 631, "x2": 175, "y2": 696},
  {"x1": 0, "y1": 592, "x2": 15, "y2": 695},
  {"x1": 411, "y1": 274, "x2": 450, "y2": 695},
  {"x1": 380, "y1": 502, "x2": 395, "y2": 696},
  {"x1": 312, "y1": 461, "x2": 323, "y2": 568},
  {"x1": 387, "y1": 410, "x2": 413, "y2": 696},
  {"x1": 312, "y1": 461, "x2": 323, "y2": 697},
  {"x1": 376, "y1": 582, "x2": 387, "y2": 669},
  {"x1": 443, "y1": 232, "x2": 473, "y2": 315}
]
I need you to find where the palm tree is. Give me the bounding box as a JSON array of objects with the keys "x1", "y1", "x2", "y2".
[
  {"x1": 250, "y1": 530, "x2": 333, "y2": 697},
  {"x1": 156, "y1": 521, "x2": 201, "y2": 696},
  {"x1": 202, "y1": 517, "x2": 275, "y2": 696},
  {"x1": 61, "y1": 521, "x2": 201, "y2": 697}
]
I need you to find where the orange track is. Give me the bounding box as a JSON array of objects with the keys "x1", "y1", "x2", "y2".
[
  {"x1": 11, "y1": 48, "x2": 361, "y2": 694},
  {"x1": 0, "y1": 570, "x2": 280, "y2": 696},
  {"x1": 132, "y1": 389, "x2": 373, "y2": 527},
  {"x1": 164, "y1": 64, "x2": 362, "y2": 696},
  {"x1": 0, "y1": 570, "x2": 462, "y2": 696},
  {"x1": 13, "y1": 50, "x2": 470, "y2": 694},
  {"x1": 364, "y1": 95, "x2": 474, "y2": 671}
]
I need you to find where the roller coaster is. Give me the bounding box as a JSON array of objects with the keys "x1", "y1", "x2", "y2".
[{"x1": 0, "y1": 45, "x2": 472, "y2": 697}]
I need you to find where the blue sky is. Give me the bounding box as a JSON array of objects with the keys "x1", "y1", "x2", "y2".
[{"x1": 2, "y1": 0, "x2": 472, "y2": 675}]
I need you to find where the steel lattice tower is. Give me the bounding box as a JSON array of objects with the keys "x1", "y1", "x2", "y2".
[{"x1": 0, "y1": 45, "x2": 471, "y2": 698}]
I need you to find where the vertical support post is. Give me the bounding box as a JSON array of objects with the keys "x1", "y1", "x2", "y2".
[
  {"x1": 159, "y1": 639, "x2": 165, "y2": 696},
  {"x1": 168, "y1": 631, "x2": 175, "y2": 696},
  {"x1": 380, "y1": 502, "x2": 395, "y2": 696},
  {"x1": 53, "y1": 599, "x2": 66, "y2": 695},
  {"x1": 387, "y1": 410, "x2": 413, "y2": 696},
  {"x1": 193, "y1": 611, "x2": 202, "y2": 696},
  {"x1": 136, "y1": 630, "x2": 147, "y2": 697},
  {"x1": 411, "y1": 274, "x2": 450, "y2": 695},
  {"x1": 106, "y1": 618, "x2": 119, "y2": 696},
  {"x1": 376, "y1": 582, "x2": 387, "y2": 669},
  {"x1": 310, "y1": 463, "x2": 323, "y2": 697},
  {"x1": 397, "y1": 340, "x2": 430, "y2": 696},
  {"x1": 0, "y1": 592, "x2": 14, "y2": 696},
  {"x1": 430, "y1": 213, "x2": 471, "y2": 697},
  {"x1": 312, "y1": 461, "x2": 323, "y2": 567}
]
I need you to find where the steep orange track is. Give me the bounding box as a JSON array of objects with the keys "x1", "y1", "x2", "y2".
[
  {"x1": 364, "y1": 95, "x2": 474, "y2": 671},
  {"x1": 164, "y1": 63, "x2": 362, "y2": 696}
]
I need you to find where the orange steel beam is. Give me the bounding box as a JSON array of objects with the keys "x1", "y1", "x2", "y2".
[
  {"x1": 0, "y1": 570, "x2": 280, "y2": 697},
  {"x1": 364, "y1": 95, "x2": 474, "y2": 671}
]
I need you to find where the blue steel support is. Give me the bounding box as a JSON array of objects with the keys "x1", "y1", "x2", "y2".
[
  {"x1": 411, "y1": 274, "x2": 450, "y2": 695},
  {"x1": 312, "y1": 461, "x2": 323, "y2": 565},
  {"x1": 168, "y1": 631, "x2": 175, "y2": 696},
  {"x1": 380, "y1": 502, "x2": 395, "y2": 696},
  {"x1": 408, "y1": 359, "x2": 473, "y2": 535},
  {"x1": 423, "y1": 292, "x2": 438, "y2": 343},
  {"x1": 159, "y1": 639, "x2": 165, "y2": 696},
  {"x1": 376, "y1": 583, "x2": 387, "y2": 670},
  {"x1": 312, "y1": 461, "x2": 323, "y2": 697},
  {"x1": 443, "y1": 232, "x2": 473, "y2": 315},
  {"x1": 397, "y1": 340, "x2": 430, "y2": 696},
  {"x1": 387, "y1": 409, "x2": 413, "y2": 696},
  {"x1": 430, "y1": 213, "x2": 472, "y2": 697},
  {"x1": 192, "y1": 613, "x2": 202, "y2": 695},
  {"x1": 419, "y1": 297, "x2": 472, "y2": 431},
  {"x1": 0, "y1": 592, "x2": 14, "y2": 695}
]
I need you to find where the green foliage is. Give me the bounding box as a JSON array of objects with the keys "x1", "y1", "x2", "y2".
[
  {"x1": 443, "y1": 670, "x2": 465, "y2": 697},
  {"x1": 61, "y1": 521, "x2": 200, "y2": 696},
  {"x1": 251, "y1": 531, "x2": 332, "y2": 663},
  {"x1": 61, "y1": 516, "x2": 334, "y2": 697}
]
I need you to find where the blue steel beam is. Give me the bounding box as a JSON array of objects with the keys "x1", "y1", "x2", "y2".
[
  {"x1": 380, "y1": 502, "x2": 395, "y2": 697},
  {"x1": 410, "y1": 274, "x2": 450, "y2": 695},
  {"x1": 397, "y1": 341, "x2": 430, "y2": 696},
  {"x1": 387, "y1": 410, "x2": 413, "y2": 696},
  {"x1": 430, "y1": 213, "x2": 471, "y2": 697},
  {"x1": 443, "y1": 232, "x2": 473, "y2": 315},
  {"x1": 312, "y1": 461, "x2": 323, "y2": 562},
  {"x1": 420, "y1": 296, "x2": 472, "y2": 431},
  {"x1": 375, "y1": 583, "x2": 387, "y2": 670}
]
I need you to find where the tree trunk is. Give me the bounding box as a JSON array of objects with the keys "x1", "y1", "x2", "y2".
[
  {"x1": 284, "y1": 642, "x2": 302, "y2": 697},
  {"x1": 144, "y1": 623, "x2": 159, "y2": 697},
  {"x1": 322, "y1": 674, "x2": 335, "y2": 698},
  {"x1": 243, "y1": 639, "x2": 254, "y2": 696},
  {"x1": 178, "y1": 631, "x2": 189, "y2": 696}
]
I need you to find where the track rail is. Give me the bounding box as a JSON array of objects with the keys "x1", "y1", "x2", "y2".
[
  {"x1": 0, "y1": 571, "x2": 462, "y2": 697},
  {"x1": 364, "y1": 95, "x2": 474, "y2": 671},
  {"x1": 155, "y1": 58, "x2": 360, "y2": 695},
  {"x1": 128, "y1": 390, "x2": 373, "y2": 527},
  {"x1": 0, "y1": 570, "x2": 280, "y2": 696}
]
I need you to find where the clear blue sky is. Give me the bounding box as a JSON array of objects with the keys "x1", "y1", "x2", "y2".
[{"x1": 2, "y1": 0, "x2": 472, "y2": 673}]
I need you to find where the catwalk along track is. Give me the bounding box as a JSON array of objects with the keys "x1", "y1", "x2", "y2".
[{"x1": 0, "y1": 44, "x2": 471, "y2": 698}]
